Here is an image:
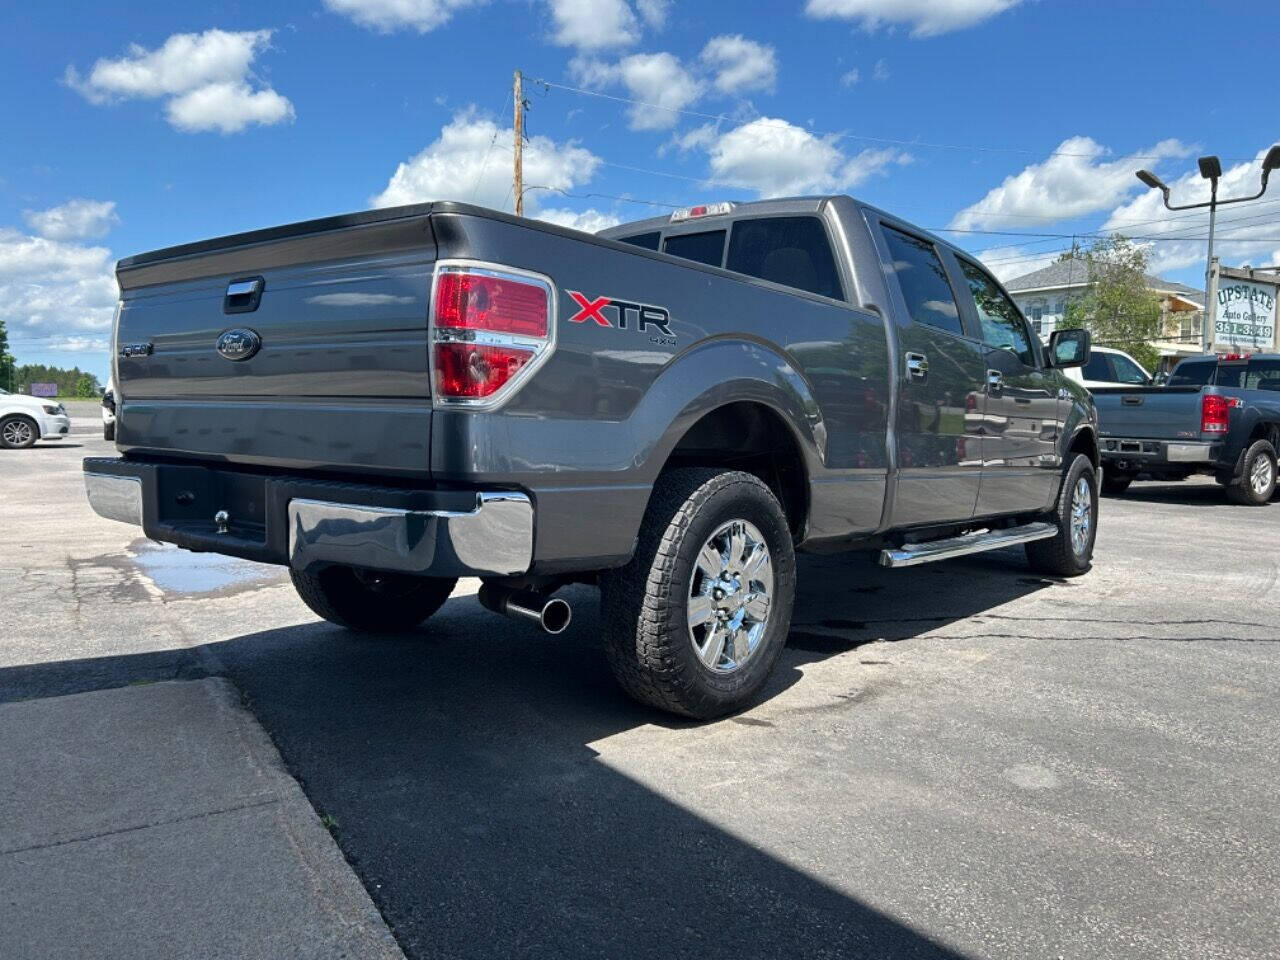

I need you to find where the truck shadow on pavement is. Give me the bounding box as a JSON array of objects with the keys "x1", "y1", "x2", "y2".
[{"x1": 0, "y1": 551, "x2": 1054, "y2": 960}]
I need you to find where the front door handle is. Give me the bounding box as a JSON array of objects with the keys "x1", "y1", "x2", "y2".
[
  {"x1": 905, "y1": 352, "x2": 929, "y2": 382},
  {"x1": 987, "y1": 369, "x2": 1003, "y2": 395}
]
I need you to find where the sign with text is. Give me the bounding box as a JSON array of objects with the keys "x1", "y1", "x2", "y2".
[
  {"x1": 28, "y1": 382, "x2": 58, "y2": 398},
  {"x1": 1214, "y1": 274, "x2": 1278, "y2": 350}
]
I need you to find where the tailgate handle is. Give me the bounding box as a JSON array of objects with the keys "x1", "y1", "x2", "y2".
[
  {"x1": 224, "y1": 277, "x2": 265, "y2": 314},
  {"x1": 1121, "y1": 395, "x2": 1144, "y2": 406}
]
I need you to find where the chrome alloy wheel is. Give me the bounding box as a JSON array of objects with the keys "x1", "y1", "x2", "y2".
[
  {"x1": 687, "y1": 519, "x2": 774, "y2": 673},
  {"x1": 2, "y1": 419, "x2": 34, "y2": 446},
  {"x1": 1251, "y1": 452, "x2": 1274, "y2": 496},
  {"x1": 1069, "y1": 476, "x2": 1093, "y2": 556}
]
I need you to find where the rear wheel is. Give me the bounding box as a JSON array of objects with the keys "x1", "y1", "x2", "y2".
[
  {"x1": 0, "y1": 415, "x2": 38, "y2": 449},
  {"x1": 1100, "y1": 472, "x2": 1132, "y2": 496},
  {"x1": 1225, "y1": 440, "x2": 1277, "y2": 506},
  {"x1": 290, "y1": 565, "x2": 457, "y2": 632},
  {"x1": 103, "y1": 421, "x2": 115, "y2": 441},
  {"x1": 601, "y1": 469, "x2": 796, "y2": 719},
  {"x1": 1026, "y1": 454, "x2": 1097, "y2": 577}
]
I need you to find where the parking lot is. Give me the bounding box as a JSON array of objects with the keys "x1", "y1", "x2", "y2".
[{"x1": 3, "y1": 413, "x2": 1279, "y2": 959}]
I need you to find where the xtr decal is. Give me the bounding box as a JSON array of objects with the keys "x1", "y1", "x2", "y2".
[{"x1": 567, "y1": 290, "x2": 675, "y2": 343}]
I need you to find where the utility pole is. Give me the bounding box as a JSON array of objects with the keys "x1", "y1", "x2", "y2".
[{"x1": 513, "y1": 70, "x2": 523, "y2": 217}]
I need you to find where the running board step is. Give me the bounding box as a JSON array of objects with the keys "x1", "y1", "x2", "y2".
[{"x1": 879, "y1": 522, "x2": 1057, "y2": 569}]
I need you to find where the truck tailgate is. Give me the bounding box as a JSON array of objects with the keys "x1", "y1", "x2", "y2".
[
  {"x1": 1091, "y1": 385, "x2": 1205, "y2": 441},
  {"x1": 114, "y1": 207, "x2": 437, "y2": 478}
]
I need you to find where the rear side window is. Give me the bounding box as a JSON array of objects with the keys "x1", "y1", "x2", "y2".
[
  {"x1": 1109, "y1": 353, "x2": 1150, "y2": 385},
  {"x1": 618, "y1": 232, "x2": 660, "y2": 251},
  {"x1": 1247, "y1": 359, "x2": 1280, "y2": 391},
  {"x1": 725, "y1": 216, "x2": 844, "y2": 300},
  {"x1": 957, "y1": 259, "x2": 1035, "y2": 366},
  {"x1": 1169, "y1": 360, "x2": 1216, "y2": 387},
  {"x1": 1083, "y1": 353, "x2": 1113, "y2": 381},
  {"x1": 880, "y1": 226, "x2": 963, "y2": 336},
  {"x1": 663, "y1": 230, "x2": 726, "y2": 267}
]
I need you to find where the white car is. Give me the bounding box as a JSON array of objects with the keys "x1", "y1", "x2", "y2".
[
  {"x1": 0, "y1": 389, "x2": 71, "y2": 449},
  {"x1": 1060, "y1": 345, "x2": 1153, "y2": 390},
  {"x1": 103, "y1": 377, "x2": 116, "y2": 441}
]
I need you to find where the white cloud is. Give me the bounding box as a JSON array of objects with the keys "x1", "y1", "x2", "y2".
[
  {"x1": 872, "y1": 58, "x2": 890, "y2": 82},
  {"x1": 805, "y1": 0, "x2": 1023, "y2": 37},
  {"x1": 65, "y1": 29, "x2": 293, "y2": 134},
  {"x1": 166, "y1": 82, "x2": 294, "y2": 134},
  {"x1": 635, "y1": 0, "x2": 670, "y2": 28},
  {"x1": 0, "y1": 229, "x2": 119, "y2": 353},
  {"x1": 548, "y1": 0, "x2": 641, "y2": 51},
  {"x1": 706, "y1": 117, "x2": 911, "y2": 197},
  {"x1": 700, "y1": 35, "x2": 777, "y2": 94},
  {"x1": 570, "y1": 52, "x2": 702, "y2": 131},
  {"x1": 535, "y1": 207, "x2": 622, "y2": 232},
  {"x1": 1103, "y1": 148, "x2": 1280, "y2": 274},
  {"x1": 950, "y1": 136, "x2": 1192, "y2": 230},
  {"x1": 47, "y1": 336, "x2": 111, "y2": 353},
  {"x1": 840, "y1": 68, "x2": 860, "y2": 87},
  {"x1": 371, "y1": 109, "x2": 602, "y2": 212},
  {"x1": 323, "y1": 0, "x2": 487, "y2": 32},
  {"x1": 23, "y1": 200, "x2": 120, "y2": 241},
  {"x1": 973, "y1": 244, "x2": 1063, "y2": 283}
]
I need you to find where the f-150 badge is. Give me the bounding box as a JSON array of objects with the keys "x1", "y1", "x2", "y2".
[{"x1": 567, "y1": 291, "x2": 675, "y2": 341}]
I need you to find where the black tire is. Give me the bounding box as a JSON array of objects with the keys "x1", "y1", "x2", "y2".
[
  {"x1": 1225, "y1": 439, "x2": 1277, "y2": 506},
  {"x1": 1100, "y1": 472, "x2": 1131, "y2": 496},
  {"x1": 1025, "y1": 454, "x2": 1098, "y2": 577},
  {"x1": 600, "y1": 469, "x2": 796, "y2": 719},
  {"x1": 103, "y1": 421, "x2": 116, "y2": 441},
  {"x1": 0, "y1": 415, "x2": 38, "y2": 449},
  {"x1": 290, "y1": 566, "x2": 457, "y2": 632}
]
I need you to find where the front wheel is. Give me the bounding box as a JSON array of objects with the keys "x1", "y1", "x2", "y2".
[
  {"x1": 1025, "y1": 454, "x2": 1098, "y2": 577},
  {"x1": 601, "y1": 469, "x2": 796, "y2": 719},
  {"x1": 290, "y1": 566, "x2": 457, "y2": 632},
  {"x1": 0, "y1": 415, "x2": 38, "y2": 449},
  {"x1": 1225, "y1": 440, "x2": 1277, "y2": 506}
]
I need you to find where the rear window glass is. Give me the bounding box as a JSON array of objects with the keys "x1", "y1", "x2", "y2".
[
  {"x1": 880, "y1": 225, "x2": 964, "y2": 337},
  {"x1": 1083, "y1": 354, "x2": 1112, "y2": 381},
  {"x1": 663, "y1": 230, "x2": 726, "y2": 267},
  {"x1": 1247, "y1": 359, "x2": 1280, "y2": 391},
  {"x1": 617, "y1": 232, "x2": 660, "y2": 251},
  {"x1": 725, "y1": 217, "x2": 843, "y2": 300},
  {"x1": 1169, "y1": 360, "x2": 1216, "y2": 387}
]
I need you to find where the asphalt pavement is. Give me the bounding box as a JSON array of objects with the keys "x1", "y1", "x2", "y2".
[{"x1": 2, "y1": 421, "x2": 1278, "y2": 959}]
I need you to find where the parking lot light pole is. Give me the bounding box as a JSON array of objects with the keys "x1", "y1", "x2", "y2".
[{"x1": 1136, "y1": 145, "x2": 1280, "y2": 353}]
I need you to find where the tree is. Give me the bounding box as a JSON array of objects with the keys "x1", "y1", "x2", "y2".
[
  {"x1": 0, "y1": 318, "x2": 14, "y2": 392},
  {"x1": 75, "y1": 374, "x2": 96, "y2": 398},
  {"x1": 1058, "y1": 236, "x2": 1164, "y2": 371},
  {"x1": 14, "y1": 363, "x2": 101, "y2": 397}
]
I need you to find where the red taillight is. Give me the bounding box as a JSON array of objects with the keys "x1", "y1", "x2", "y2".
[
  {"x1": 434, "y1": 271, "x2": 548, "y2": 338},
  {"x1": 1201, "y1": 394, "x2": 1230, "y2": 434},
  {"x1": 430, "y1": 264, "x2": 553, "y2": 405},
  {"x1": 434, "y1": 343, "x2": 537, "y2": 398}
]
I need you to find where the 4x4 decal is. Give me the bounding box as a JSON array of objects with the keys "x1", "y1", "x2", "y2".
[{"x1": 567, "y1": 290, "x2": 675, "y2": 340}]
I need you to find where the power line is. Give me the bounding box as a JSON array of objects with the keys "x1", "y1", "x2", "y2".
[{"x1": 531, "y1": 75, "x2": 1261, "y2": 164}]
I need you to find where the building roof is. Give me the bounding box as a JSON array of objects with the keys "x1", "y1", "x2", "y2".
[{"x1": 1004, "y1": 257, "x2": 1204, "y2": 304}]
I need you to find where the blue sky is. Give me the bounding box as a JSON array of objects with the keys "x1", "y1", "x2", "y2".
[{"x1": 4, "y1": 0, "x2": 1280, "y2": 382}]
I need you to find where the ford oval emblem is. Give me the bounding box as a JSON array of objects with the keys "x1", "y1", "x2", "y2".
[{"x1": 216, "y1": 327, "x2": 262, "y2": 361}]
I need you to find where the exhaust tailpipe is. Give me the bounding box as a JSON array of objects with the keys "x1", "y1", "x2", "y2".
[{"x1": 478, "y1": 584, "x2": 572, "y2": 635}]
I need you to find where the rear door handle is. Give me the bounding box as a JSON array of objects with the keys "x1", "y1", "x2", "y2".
[
  {"x1": 1122, "y1": 395, "x2": 1143, "y2": 406},
  {"x1": 905, "y1": 352, "x2": 928, "y2": 382},
  {"x1": 987, "y1": 369, "x2": 1003, "y2": 395}
]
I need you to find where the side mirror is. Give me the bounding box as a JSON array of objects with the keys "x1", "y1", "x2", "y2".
[{"x1": 1048, "y1": 329, "x2": 1090, "y2": 368}]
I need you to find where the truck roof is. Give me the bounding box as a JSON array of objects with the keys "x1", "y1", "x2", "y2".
[{"x1": 597, "y1": 196, "x2": 833, "y2": 239}]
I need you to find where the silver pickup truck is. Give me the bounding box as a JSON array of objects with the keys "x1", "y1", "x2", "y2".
[
  {"x1": 85, "y1": 196, "x2": 1100, "y2": 717},
  {"x1": 1093, "y1": 353, "x2": 1280, "y2": 504}
]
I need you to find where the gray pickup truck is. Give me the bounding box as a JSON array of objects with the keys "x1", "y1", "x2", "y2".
[
  {"x1": 1093, "y1": 353, "x2": 1280, "y2": 504},
  {"x1": 84, "y1": 196, "x2": 1100, "y2": 717}
]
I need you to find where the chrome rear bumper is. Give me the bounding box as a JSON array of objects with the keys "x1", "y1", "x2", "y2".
[
  {"x1": 287, "y1": 493, "x2": 533, "y2": 577},
  {"x1": 84, "y1": 461, "x2": 533, "y2": 578}
]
